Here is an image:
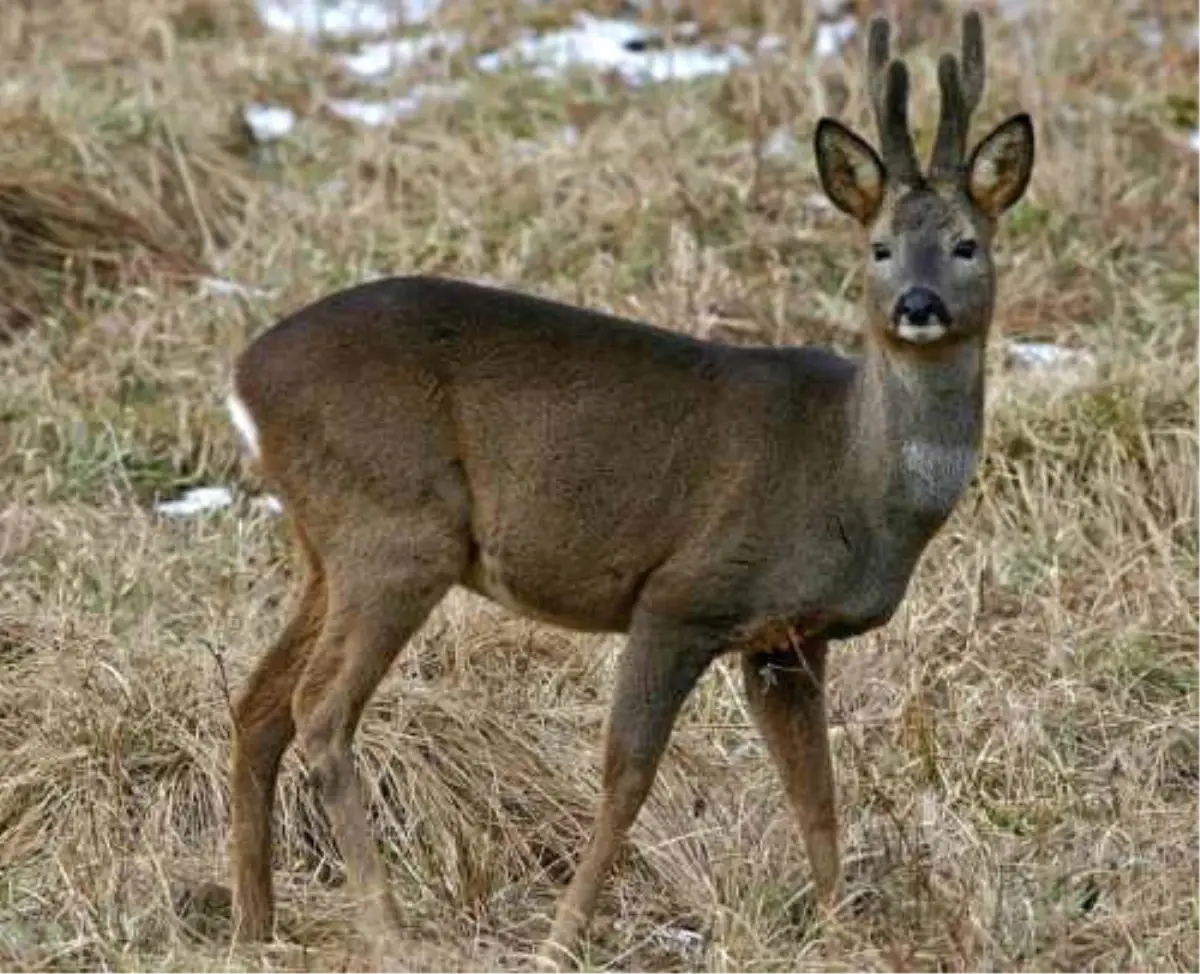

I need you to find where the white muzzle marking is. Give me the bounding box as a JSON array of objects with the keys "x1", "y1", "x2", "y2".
[{"x1": 895, "y1": 319, "x2": 949, "y2": 344}]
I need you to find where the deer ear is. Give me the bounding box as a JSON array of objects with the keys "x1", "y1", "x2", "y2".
[
  {"x1": 815, "y1": 118, "x2": 886, "y2": 224},
  {"x1": 967, "y1": 113, "x2": 1034, "y2": 218}
]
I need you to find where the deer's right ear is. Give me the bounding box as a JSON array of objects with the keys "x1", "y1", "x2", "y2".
[{"x1": 814, "y1": 118, "x2": 886, "y2": 224}]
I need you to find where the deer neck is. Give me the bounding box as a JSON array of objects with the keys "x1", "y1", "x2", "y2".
[{"x1": 850, "y1": 336, "x2": 985, "y2": 531}]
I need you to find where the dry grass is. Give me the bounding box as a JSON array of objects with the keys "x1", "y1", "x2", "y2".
[{"x1": 0, "y1": 0, "x2": 1196, "y2": 970}]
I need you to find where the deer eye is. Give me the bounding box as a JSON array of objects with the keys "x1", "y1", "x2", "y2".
[
  {"x1": 871, "y1": 242, "x2": 892, "y2": 262},
  {"x1": 953, "y1": 239, "x2": 979, "y2": 260}
]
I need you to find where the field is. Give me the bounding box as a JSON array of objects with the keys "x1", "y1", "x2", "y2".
[{"x1": 0, "y1": 0, "x2": 1196, "y2": 970}]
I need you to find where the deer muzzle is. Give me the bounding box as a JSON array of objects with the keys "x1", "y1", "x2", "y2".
[{"x1": 892, "y1": 287, "x2": 951, "y2": 343}]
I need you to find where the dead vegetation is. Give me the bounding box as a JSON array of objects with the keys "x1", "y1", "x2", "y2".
[
  {"x1": 0, "y1": 102, "x2": 254, "y2": 337},
  {"x1": 0, "y1": 0, "x2": 1195, "y2": 970}
]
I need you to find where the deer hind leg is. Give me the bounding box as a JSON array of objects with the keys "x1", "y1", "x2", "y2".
[
  {"x1": 290, "y1": 523, "x2": 465, "y2": 944},
  {"x1": 541, "y1": 614, "x2": 723, "y2": 969},
  {"x1": 230, "y1": 526, "x2": 326, "y2": 943},
  {"x1": 740, "y1": 640, "x2": 841, "y2": 907}
]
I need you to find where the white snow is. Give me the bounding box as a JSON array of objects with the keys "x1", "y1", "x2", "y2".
[
  {"x1": 254, "y1": 495, "x2": 285, "y2": 515},
  {"x1": 254, "y1": 3, "x2": 792, "y2": 133},
  {"x1": 474, "y1": 14, "x2": 750, "y2": 86},
  {"x1": 243, "y1": 103, "x2": 296, "y2": 142},
  {"x1": 200, "y1": 277, "x2": 273, "y2": 299},
  {"x1": 1006, "y1": 341, "x2": 1093, "y2": 370},
  {"x1": 399, "y1": 0, "x2": 441, "y2": 23},
  {"x1": 152, "y1": 486, "x2": 283, "y2": 518},
  {"x1": 254, "y1": 0, "x2": 439, "y2": 37},
  {"x1": 1190, "y1": 129, "x2": 1199, "y2": 153},
  {"x1": 814, "y1": 16, "x2": 856, "y2": 59},
  {"x1": 762, "y1": 127, "x2": 800, "y2": 160},
  {"x1": 1131, "y1": 16, "x2": 1200, "y2": 53},
  {"x1": 995, "y1": 0, "x2": 1031, "y2": 21},
  {"x1": 342, "y1": 31, "x2": 464, "y2": 78},
  {"x1": 154, "y1": 486, "x2": 234, "y2": 517},
  {"x1": 328, "y1": 82, "x2": 462, "y2": 126},
  {"x1": 1004, "y1": 341, "x2": 1097, "y2": 392},
  {"x1": 1135, "y1": 20, "x2": 1164, "y2": 50}
]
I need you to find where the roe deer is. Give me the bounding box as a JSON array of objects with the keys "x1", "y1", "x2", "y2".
[{"x1": 225, "y1": 10, "x2": 1033, "y2": 967}]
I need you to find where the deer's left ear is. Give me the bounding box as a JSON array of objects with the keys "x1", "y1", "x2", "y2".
[{"x1": 967, "y1": 113, "x2": 1035, "y2": 218}]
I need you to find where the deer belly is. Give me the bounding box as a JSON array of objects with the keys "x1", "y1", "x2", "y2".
[{"x1": 464, "y1": 549, "x2": 636, "y2": 633}]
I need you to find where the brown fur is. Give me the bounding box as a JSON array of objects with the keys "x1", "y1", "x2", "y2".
[{"x1": 224, "y1": 12, "x2": 1034, "y2": 969}]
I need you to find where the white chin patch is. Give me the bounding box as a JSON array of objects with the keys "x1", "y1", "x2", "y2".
[{"x1": 895, "y1": 320, "x2": 948, "y2": 344}]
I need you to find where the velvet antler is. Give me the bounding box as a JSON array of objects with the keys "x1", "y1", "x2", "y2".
[
  {"x1": 867, "y1": 17, "x2": 921, "y2": 184},
  {"x1": 930, "y1": 11, "x2": 986, "y2": 179}
]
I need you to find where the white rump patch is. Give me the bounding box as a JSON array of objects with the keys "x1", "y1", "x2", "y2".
[
  {"x1": 226, "y1": 390, "x2": 261, "y2": 461},
  {"x1": 896, "y1": 321, "x2": 949, "y2": 344}
]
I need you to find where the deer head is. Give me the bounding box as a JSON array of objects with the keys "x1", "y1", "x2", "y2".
[{"x1": 814, "y1": 12, "x2": 1035, "y2": 350}]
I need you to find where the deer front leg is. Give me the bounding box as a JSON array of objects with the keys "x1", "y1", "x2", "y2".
[
  {"x1": 740, "y1": 640, "x2": 841, "y2": 908},
  {"x1": 540, "y1": 614, "x2": 723, "y2": 969}
]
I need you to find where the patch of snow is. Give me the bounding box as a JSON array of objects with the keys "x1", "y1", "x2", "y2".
[
  {"x1": 328, "y1": 82, "x2": 462, "y2": 126},
  {"x1": 318, "y1": 177, "x2": 348, "y2": 198},
  {"x1": 253, "y1": 494, "x2": 285, "y2": 515},
  {"x1": 1135, "y1": 20, "x2": 1164, "y2": 50},
  {"x1": 1190, "y1": 129, "x2": 1199, "y2": 153},
  {"x1": 814, "y1": 16, "x2": 856, "y2": 59},
  {"x1": 400, "y1": 0, "x2": 441, "y2": 22},
  {"x1": 153, "y1": 486, "x2": 283, "y2": 518},
  {"x1": 507, "y1": 124, "x2": 580, "y2": 159},
  {"x1": 762, "y1": 127, "x2": 800, "y2": 160},
  {"x1": 154, "y1": 487, "x2": 234, "y2": 517},
  {"x1": 200, "y1": 277, "x2": 272, "y2": 299},
  {"x1": 654, "y1": 926, "x2": 705, "y2": 952},
  {"x1": 255, "y1": 0, "x2": 439, "y2": 38},
  {"x1": 802, "y1": 191, "x2": 834, "y2": 212},
  {"x1": 243, "y1": 103, "x2": 296, "y2": 142},
  {"x1": 342, "y1": 31, "x2": 464, "y2": 78},
  {"x1": 995, "y1": 0, "x2": 1031, "y2": 21},
  {"x1": 611, "y1": 919, "x2": 705, "y2": 953},
  {"x1": 1006, "y1": 341, "x2": 1092, "y2": 370},
  {"x1": 727, "y1": 27, "x2": 786, "y2": 54},
  {"x1": 727, "y1": 739, "x2": 765, "y2": 761},
  {"x1": 755, "y1": 33, "x2": 786, "y2": 54},
  {"x1": 475, "y1": 13, "x2": 750, "y2": 86},
  {"x1": 200, "y1": 277, "x2": 244, "y2": 296},
  {"x1": 1004, "y1": 341, "x2": 1097, "y2": 391},
  {"x1": 256, "y1": 0, "x2": 391, "y2": 37}
]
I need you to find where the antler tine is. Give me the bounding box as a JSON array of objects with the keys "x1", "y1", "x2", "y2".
[
  {"x1": 867, "y1": 17, "x2": 891, "y2": 117},
  {"x1": 867, "y1": 17, "x2": 921, "y2": 184},
  {"x1": 960, "y1": 10, "x2": 986, "y2": 119},
  {"x1": 931, "y1": 11, "x2": 987, "y2": 178}
]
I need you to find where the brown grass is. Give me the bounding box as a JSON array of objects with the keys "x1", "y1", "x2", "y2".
[{"x1": 0, "y1": 0, "x2": 1196, "y2": 970}]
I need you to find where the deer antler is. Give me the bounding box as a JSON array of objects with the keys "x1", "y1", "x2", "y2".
[
  {"x1": 867, "y1": 17, "x2": 921, "y2": 185},
  {"x1": 931, "y1": 11, "x2": 986, "y2": 179}
]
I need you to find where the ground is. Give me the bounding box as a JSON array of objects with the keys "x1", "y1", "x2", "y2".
[{"x1": 0, "y1": 0, "x2": 1196, "y2": 971}]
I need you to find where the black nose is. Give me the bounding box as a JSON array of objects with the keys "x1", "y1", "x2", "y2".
[{"x1": 893, "y1": 287, "x2": 949, "y2": 327}]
